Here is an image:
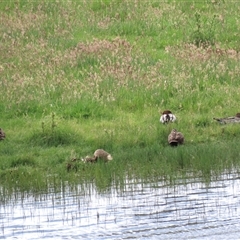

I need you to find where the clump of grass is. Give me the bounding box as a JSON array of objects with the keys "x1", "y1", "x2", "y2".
[
  {"x1": 0, "y1": 166, "x2": 49, "y2": 195},
  {"x1": 30, "y1": 128, "x2": 77, "y2": 147},
  {"x1": 10, "y1": 155, "x2": 36, "y2": 168},
  {"x1": 29, "y1": 112, "x2": 79, "y2": 147},
  {"x1": 190, "y1": 11, "x2": 217, "y2": 47}
]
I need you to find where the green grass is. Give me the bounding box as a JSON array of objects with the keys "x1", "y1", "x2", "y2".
[{"x1": 1, "y1": 0, "x2": 240, "y2": 195}]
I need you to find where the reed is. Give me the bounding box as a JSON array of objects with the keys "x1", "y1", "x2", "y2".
[{"x1": 1, "y1": 0, "x2": 240, "y2": 194}]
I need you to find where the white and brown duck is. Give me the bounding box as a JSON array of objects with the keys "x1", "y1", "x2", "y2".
[
  {"x1": 168, "y1": 129, "x2": 184, "y2": 147},
  {"x1": 213, "y1": 113, "x2": 240, "y2": 124},
  {"x1": 160, "y1": 110, "x2": 176, "y2": 124}
]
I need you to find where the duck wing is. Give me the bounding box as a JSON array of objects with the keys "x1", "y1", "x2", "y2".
[
  {"x1": 176, "y1": 132, "x2": 184, "y2": 144},
  {"x1": 168, "y1": 131, "x2": 178, "y2": 144}
]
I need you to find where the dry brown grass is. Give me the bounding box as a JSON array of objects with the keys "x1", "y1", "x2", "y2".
[
  {"x1": 166, "y1": 43, "x2": 240, "y2": 63},
  {"x1": 1, "y1": 1, "x2": 240, "y2": 114}
]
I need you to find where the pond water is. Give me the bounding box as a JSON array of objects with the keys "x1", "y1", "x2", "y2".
[{"x1": 1, "y1": 171, "x2": 240, "y2": 239}]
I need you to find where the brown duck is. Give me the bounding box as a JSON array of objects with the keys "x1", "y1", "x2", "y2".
[
  {"x1": 168, "y1": 129, "x2": 184, "y2": 147},
  {"x1": 82, "y1": 149, "x2": 113, "y2": 163},
  {"x1": 213, "y1": 113, "x2": 240, "y2": 124}
]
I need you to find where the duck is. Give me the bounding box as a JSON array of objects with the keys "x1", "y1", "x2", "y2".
[
  {"x1": 168, "y1": 129, "x2": 184, "y2": 147},
  {"x1": 82, "y1": 149, "x2": 113, "y2": 163},
  {"x1": 81, "y1": 156, "x2": 97, "y2": 163},
  {"x1": 160, "y1": 110, "x2": 176, "y2": 124},
  {"x1": 213, "y1": 113, "x2": 240, "y2": 124},
  {"x1": 0, "y1": 128, "x2": 5, "y2": 140}
]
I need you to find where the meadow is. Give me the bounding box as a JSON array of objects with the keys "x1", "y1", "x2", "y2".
[{"x1": 1, "y1": 0, "x2": 240, "y2": 194}]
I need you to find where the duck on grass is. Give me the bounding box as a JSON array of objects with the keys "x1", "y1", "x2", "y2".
[{"x1": 82, "y1": 149, "x2": 113, "y2": 163}]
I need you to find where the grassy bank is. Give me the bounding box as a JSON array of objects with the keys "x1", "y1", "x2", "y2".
[{"x1": 1, "y1": 0, "x2": 240, "y2": 194}]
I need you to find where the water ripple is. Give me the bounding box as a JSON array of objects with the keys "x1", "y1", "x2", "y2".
[{"x1": 1, "y1": 172, "x2": 240, "y2": 239}]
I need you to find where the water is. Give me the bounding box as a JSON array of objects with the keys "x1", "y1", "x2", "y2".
[{"x1": 1, "y1": 172, "x2": 240, "y2": 239}]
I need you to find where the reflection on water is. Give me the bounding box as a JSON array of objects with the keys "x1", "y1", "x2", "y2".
[{"x1": 1, "y1": 171, "x2": 240, "y2": 239}]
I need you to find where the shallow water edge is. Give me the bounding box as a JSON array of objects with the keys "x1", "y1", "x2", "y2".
[{"x1": 1, "y1": 170, "x2": 240, "y2": 239}]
